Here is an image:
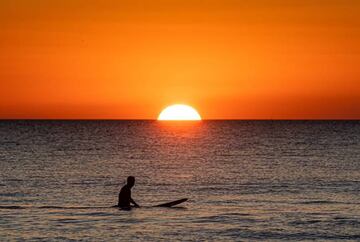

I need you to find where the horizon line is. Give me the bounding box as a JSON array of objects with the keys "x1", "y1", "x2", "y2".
[{"x1": 0, "y1": 118, "x2": 359, "y2": 121}]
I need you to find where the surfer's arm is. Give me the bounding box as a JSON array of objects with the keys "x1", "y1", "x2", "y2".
[{"x1": 130, "y1": 198, "x2": 140, "y2": 208}]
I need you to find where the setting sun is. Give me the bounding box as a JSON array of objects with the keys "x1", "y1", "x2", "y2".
[{"x1": 158, "y1": 104, "x2": 202, "y2": 121}]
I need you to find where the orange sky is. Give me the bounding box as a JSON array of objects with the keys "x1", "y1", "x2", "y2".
[{"x1": 1, "y1": 0, "x2": 359, "y2": 119}]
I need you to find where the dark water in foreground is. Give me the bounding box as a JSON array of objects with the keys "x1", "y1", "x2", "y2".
[{"x1": 0, "y1": 121, "x2": 359, "y2": 241}]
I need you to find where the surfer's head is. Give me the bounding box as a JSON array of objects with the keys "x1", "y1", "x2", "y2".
[{"x1": 127, "y1": 176, "x2": 135, "y2": 188}]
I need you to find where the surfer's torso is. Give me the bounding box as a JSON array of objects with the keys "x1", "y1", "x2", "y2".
[{"x1": 118, "y1": 184, "x2": 131, "y2": 207}]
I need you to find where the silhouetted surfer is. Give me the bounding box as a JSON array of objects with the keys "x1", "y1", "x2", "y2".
[{"x1": 118, "y1": 176, "x2": 140, "y2": 209}]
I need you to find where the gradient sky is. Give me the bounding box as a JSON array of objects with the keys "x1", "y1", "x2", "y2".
[{"x1": 1, "y1": 0, "x2": 359, "y2": 119}]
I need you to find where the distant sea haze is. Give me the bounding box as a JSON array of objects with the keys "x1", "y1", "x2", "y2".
[{"x1": 0, "y1": 120, "x2": 359, "y2": 241}]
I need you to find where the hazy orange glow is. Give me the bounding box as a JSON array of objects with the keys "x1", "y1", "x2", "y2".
[
  {"x1": 158, "y1": 104, "x2": 201, "y2": 121},
  {"x1": 0, "y1": 0, "x2": 359, "y2": 119}
]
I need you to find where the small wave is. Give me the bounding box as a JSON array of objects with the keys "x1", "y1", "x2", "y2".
[
  {"x1": 0, "y1": 205, "x2": 112, "y2": 210},
  {"x1": 334, "y1": 219, "x2": 360, "y2": 226},
  {"x1": 3, "y1": 178, "x2": 23, "y2": 182},
  {"x1": 0, "y1": 141, "x2": 19, "y2": 145},
  {"x1": 289, "y1": 219, "x2": 322, "y2": 226},
  {"x1": 69, "y1": 181, "x2": 99, "y2": 185},
  {"x1": 224, "y1": 212, "x2": 251, "y2": 216},
  {"x1": 39, "y1": 206, "x2": 111, "y2": 209},
  {"x1": 75, "y1": 212, "x2": 112, "y2": 217},
  {"x1": 56, "y1": 218, "x2": 82, "y2": 224},
  {"x1": 298, "y1": 200, "x2": 341, "y2": 205},
  {"x1": 0, "y1": 205, "x2": 25, "y2": 209},
  {"x1": 195, "y1": 214, "x2": 257, "y2": 224},
  {"x1": 0, "y1": 192, "x2": 27, "y2": 197}
]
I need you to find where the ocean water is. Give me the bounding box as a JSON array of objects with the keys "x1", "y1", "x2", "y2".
[{"x1": 0, "y1": 120, "x2": 359, "y2": 241}]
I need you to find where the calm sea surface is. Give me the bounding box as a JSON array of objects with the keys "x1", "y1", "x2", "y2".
[{"x1": 0, "y1": 121, "x2": 359, "y2": 241}]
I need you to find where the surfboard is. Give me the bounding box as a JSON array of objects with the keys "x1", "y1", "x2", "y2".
[
  {"x1": 114, "y1": 198, "x2": 188, "y2": 209},
  {"x1": 153, "y1": 198, "x2": 188, "y2": 207}
]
